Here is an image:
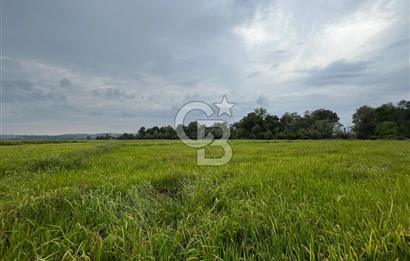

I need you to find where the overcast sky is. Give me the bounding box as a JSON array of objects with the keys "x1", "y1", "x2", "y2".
[{"x1": 2, "y1": 0, "x2": 409, "y2": 134}]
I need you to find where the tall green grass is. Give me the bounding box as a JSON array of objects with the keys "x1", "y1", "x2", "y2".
[{"x1": 0, "y1": 140, "x2": 409, "y2": 260}]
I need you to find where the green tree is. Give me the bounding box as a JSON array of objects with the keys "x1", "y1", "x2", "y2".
[
  {"x1": 137, "y1": 127, "x2": 146, "y2": 139},
  {"x1": 375, "y1": 121, "x2": 400, "y2": 139},
  {"x1": 353, "y1": 106, "x2": 377, "y2": 139},
  {"x1": 233, "y1": 108, "x2": 267, "y2": 138},
  {"x1": 304, "y1": 109, "x2": 340, "y2": 139}
]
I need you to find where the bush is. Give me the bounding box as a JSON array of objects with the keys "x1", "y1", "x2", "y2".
[{"x1": 375, "y1": 121, "x2": 400, "y2": 139}]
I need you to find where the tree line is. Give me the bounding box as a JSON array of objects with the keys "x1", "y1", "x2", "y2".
[
  {"x1": 96, "y1": 100, "x2": 410, "y2": 140},
  {"x1": 353, "y1": 100, "x2": 410, "y2": 139}
]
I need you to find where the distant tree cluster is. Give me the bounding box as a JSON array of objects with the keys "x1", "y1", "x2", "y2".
[
  {"x1": 100, "y1": 100, "x2": 409, "y2": 140},
  {"x1": 135, "y1": 126, "x2": 177, "y2": 139},
  {"x1": 96, "y1": 134, "x2": 115, "y2": 140},
  {"x1": 353, "y1": 100, "x2": 410, "y2": 139},
  {"x1": 132, "y1": 123, "x2": 228, "y2": 140},
  {"x1": 231, "y1": 107, "x2": 341, "y2": 139}
]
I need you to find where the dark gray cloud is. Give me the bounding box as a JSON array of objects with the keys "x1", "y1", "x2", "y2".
[
  {"x1": 60, "y1": 78, "x2": 72, "y2": 87},
  {"x1": 89, "y1": 111, "x2": 104, "y2": 117},
  {"x1": 92, "y1": 87, "x2": 135, "y2": 100},
  {"x1": 120, "y1": 111, "x2": 136, "y2": 118},
  {"x1": 256, "y1": 95, "x2": 269, "y2": 105},
  {"x1": 384, "y1": 38, "x2": 409, "y2": 52},
  {"x1": 304, "y1": 59, "x2": 375, "y2": 86},
  {"x1": 178, "y1": 79, "x2": 200, "y2": 88},
  {"x1": 247, "y1": 72, "x2": 262, "y2": 78},
  {"x1": 3, "y1": 80, "x2": 66, "y2": 103}
]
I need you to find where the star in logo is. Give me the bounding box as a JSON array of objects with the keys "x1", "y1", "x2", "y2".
[{"x1": 214, "y1": 95, "x2": 236, "y2": 117}]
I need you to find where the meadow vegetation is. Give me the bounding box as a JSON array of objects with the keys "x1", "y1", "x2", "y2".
[{"x1": 0, "y1": 140, "x2": 409, "y2": 260}]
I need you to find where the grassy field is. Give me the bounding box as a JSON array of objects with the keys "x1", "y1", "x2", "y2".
[{"x1": 0, "y1": 140, "x2": 409, "y2": 260}]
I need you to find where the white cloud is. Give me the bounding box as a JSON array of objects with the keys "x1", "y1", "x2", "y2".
[
  {"x1": 293, "y1": 0, "x2": 399, "y2": 68},
  {"x1": 232, "y1": 0, "x2": 405, "y2": 84},
  {"x1": 233, "y1": 6, "x2": 297, "y2": 50}
]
